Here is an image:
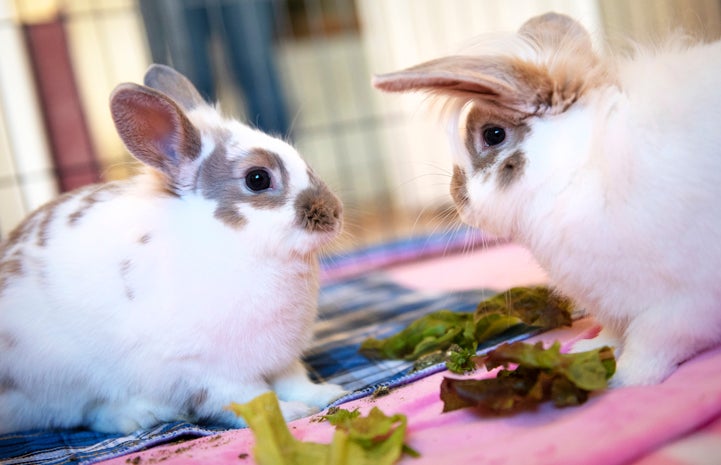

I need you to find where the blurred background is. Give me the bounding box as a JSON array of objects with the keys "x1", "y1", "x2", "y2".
[{"x1": 1, "y1": 0, "x2": 720, "y2": 252}]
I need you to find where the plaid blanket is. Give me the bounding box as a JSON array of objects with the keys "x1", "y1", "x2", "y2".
[{"x1": 0, "y1": 230, "x2": 531, "y2": 465}]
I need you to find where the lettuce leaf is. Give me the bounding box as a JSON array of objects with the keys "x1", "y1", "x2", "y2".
[
  {"x1": 440, "y1": 341, "x2": 615, "y2": 414},
  {"x1": 474, "y1": 286, "x2": 573, "y2": 329},
  {"x1": 227, "y1": 392, "x2": 418, "y2": 465},
  {"x1": 359, "y1": 310, "x2": 480, "y2": 361},
  {"x1": 359, "y1": 286, "x2": 573, "y2": 373},
  {"x1": 319, "y1": 406, "x2": 361, "y2": 425},
  {"x1": 227, "y1": 392, "x2": 327, "y2": 464}
]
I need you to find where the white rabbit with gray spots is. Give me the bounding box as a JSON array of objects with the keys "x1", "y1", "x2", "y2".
[
  {"x1": 0, "y1": 64, "x2": 345, "y2": 433},
  {"x1": 374, "y1": 13, "x2": 721, "y2": 386}
]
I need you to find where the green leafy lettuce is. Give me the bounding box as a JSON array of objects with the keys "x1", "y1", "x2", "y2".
[
  {"x1": 319, "y1": 406, "x2": 361, "y2": 424},
  {"x1": 227, "y1": 392, "x2": 418, "y2": 465},
  {"x1": 359, "y1": 286, "x2": 573, "y2": 373},
  {"x1": 440, "y1": 341, "x2": 616, "y2": 414}
]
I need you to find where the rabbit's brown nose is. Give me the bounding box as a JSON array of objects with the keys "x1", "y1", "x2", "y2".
[{"x1": 294, "y1": 184, "x2": 342, "y2": 233}]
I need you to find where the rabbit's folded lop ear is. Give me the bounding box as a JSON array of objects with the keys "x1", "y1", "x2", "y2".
[
  {"x1": 110, "y1": 83, "x2": 202, "y2": 192},
  {"x1": 372, "y1": 55, "x2": 547, "y2": 116},
  {"x1": 373, "y1": 12, "x2": 606, "y2": 117}
]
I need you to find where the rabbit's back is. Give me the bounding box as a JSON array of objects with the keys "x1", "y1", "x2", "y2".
[
  {"x1": 0, "y1": 172, "x2": 319, "y2": 348},
  {"x1": 619, "y1": 38, "x2": 721, "y2": 157},
  {"x1": 615, "y1": 38, "x2": 721, "y2": 270}
]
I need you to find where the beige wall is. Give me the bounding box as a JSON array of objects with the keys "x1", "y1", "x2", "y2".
[{"x1": 0, "y1": 0, "x2": 57, "y2": 235}]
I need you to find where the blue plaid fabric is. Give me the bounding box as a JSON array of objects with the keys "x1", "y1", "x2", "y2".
[
  {"x1": 309, "y1": 272, "x2": 534, "y2": 403},
  {"x1": 0, "y1": 230, "x2": 535, "y2": 465}
]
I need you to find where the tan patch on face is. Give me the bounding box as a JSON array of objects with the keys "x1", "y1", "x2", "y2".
[
  {"x1": 464, "y1": 107, "x2": 501, "y2": 173},
  {"x1": 213, "y1": 203, "x2": 248, "y2": 229},
  {"x1": 245, "y1": 148, "x2": 283, "y2": 173},
  {"x1": 496, "y1": 150, "x2": 527, "y2": 188},
  {"x1": 462, "y1": 105, "x2": 531, "y2": 188},
  {"x1": 200, "y1": 142, "x2": 246, "y2": 228},
  {"x1": 294, "y1": 172, "x2": 342, "y2": 233},
  {"x1": 171, "y1": 104, "x2": 203, "y2": 161},
  {"x1": 241, "y1": 148, "x2": 289, "y2": 210},
  {"x1": 199, "y1": 141, "x2": 290, "y2": 230},
  {"x1": 450, "y1": 165, "x2": 469, "y2": 208}
]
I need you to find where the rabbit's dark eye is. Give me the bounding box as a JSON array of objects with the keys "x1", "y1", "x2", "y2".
[
  {"x1": 483, "y1": 127, "x2": 506, "y2": 146},
  {"x1": 245, "y1": 169, "x2": 272, "y2": 192}
]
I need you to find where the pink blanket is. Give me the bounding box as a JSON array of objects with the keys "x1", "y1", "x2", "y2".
[{"x1": 100, "y1": 244, "x2": 721, "y2": 465}]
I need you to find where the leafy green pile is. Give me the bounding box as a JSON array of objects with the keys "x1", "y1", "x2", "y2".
[
  {"x1": 440, "y1": 341, "x2": 616, "y2": 414},
  {"x1": 359, "y1": 286, "x2": 573, "y2": 373},
  {"x1": 227, "y1": 392, "x2": 418, "y2": 465}
]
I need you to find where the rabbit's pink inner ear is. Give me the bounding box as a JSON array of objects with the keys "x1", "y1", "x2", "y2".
[{"x1": 110, "y1": 84, "x2": 201, "y2": 176}]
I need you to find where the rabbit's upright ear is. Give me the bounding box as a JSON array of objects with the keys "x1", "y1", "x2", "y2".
[
  {"x1": 518, "y1": 12, "x2": 594, "y2": 55},
  {"x1": 110, "y1": 83, "x2": 202, "y2": 192},
  {"x1": 143, "y1": 64, "x2": 206, "y2": 111},
  {"x1": 373, "y1": 13, "x2": 605, "y2": 116}
]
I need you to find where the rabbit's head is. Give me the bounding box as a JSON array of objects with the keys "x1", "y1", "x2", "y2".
[
  {"x1": 110, "y1": 65, "x2": 342, "y2": 256},
  {"x1": 373, "y1": 13, "x2": 618, "y2": 239}
]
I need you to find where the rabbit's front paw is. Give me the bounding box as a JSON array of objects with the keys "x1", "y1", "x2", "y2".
[
  {"x1": 277, "y1": 381, "x2": 347, "y2": 410},
  {"x1": 305, "y1": 382, "x2": 347, "y2": 408},
  {"x1": 276, "y1": 381, "x2": 347, "y2": 409},
  {"x1": 86, "y1": 398, "x2": 176, "y2": 434},
  {"x1": 570, "y1": 326, "x2": 622, "y2": 355},
  {"x1": 271, "y1": 361, "x2": 347, "y2": 408},
  {"x1": 609, "y1": 353, "x2": 677, "y2": 387},
  {"x1": 278, "y1": 400, "x2": 318, "y2": 422},
  {"x1": 572, "y1": 337, "x2": 611, "y2": 354}
]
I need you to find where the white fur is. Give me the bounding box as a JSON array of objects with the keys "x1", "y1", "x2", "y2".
[
  {"x1": 0, "y1": 66, "x2": 345, "y2": 433},
  {"x1": 461, "y1": 38, "x2": 721, "y2": 386},
  {"x1": 374, "y1": 13, "x2": 721, "y2": 386}
]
